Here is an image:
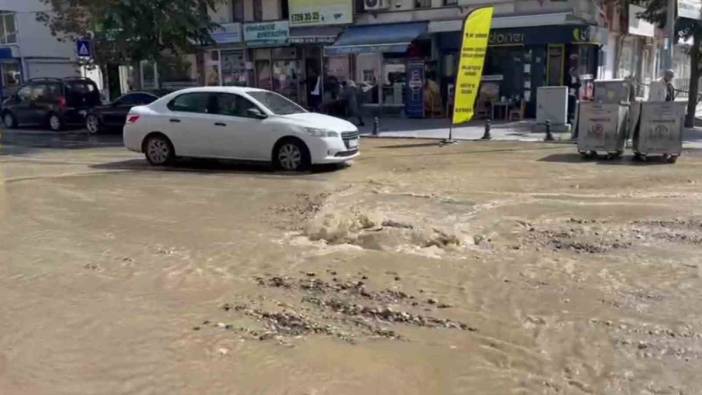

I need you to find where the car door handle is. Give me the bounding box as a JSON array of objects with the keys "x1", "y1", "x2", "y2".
[
  {"x1": 169, "y1": 118, "x2": 181, "y2": 123},
  {"x1": 214, "y1": 122, "x2": 226, "y2": 127}
]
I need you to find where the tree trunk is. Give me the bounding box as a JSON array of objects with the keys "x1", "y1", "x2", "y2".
[{"x1": 685, "y1": 33, "x2": 701, "y2": 128}]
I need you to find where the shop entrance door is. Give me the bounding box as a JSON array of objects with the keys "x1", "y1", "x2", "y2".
[{"x1": 547, "y1": 44, "x2": 565, "y2": 86}]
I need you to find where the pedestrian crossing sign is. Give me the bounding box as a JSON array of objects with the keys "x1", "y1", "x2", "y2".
[{"x1": 77, "y1": 40, "x2": 91, "y2": 58}]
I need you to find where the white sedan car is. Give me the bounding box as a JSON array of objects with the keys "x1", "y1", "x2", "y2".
[{"x1": 123, "y1": 87, "x2": 360, "y2": 171}]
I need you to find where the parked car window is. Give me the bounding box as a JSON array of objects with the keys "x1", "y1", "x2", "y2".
[
  {"x1": 16, "y1": 86, "x2": 31, "y2": 103},
  {"x1": 31, "y1": 83, "x2": 61, "y2": 101},
  {"x1": 31, "y1": 84, "x2": 48, "y2": 101},
  {"x1": 247, "y1": 91, "x2": 305, "y2": 115},
  {"x1": 66, "y1": 81, "x2": 96, "y2": 95},
  {"x1": 213, "y1": 93, "x2": 261, "y2": 118},
  {"x1": 167, "y1": 93, "x2": 211, "y2": 113},
  {"x1": 65, "y1": 80, "x2": 101, "y2": 106}
]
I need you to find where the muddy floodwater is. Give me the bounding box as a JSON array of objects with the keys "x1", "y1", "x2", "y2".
[{"x1": 1, "y1": 134, "x2": 702, "y2": 394}]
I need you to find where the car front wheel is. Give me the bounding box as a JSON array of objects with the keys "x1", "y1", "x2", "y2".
[
  {"x1": 86, "y1": 114, "x2": 100, "y2": 134},
  {"x1": 275, "y1": 139, "x2": 309, "y2": 171},
  {"x1": 144, "y1": 135, "x2": 174, "y2": 166}
]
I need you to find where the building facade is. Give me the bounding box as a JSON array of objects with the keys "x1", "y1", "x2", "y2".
[
  {"x1": 147, "y1": 0, "x2": 664, "y2": 119},
  {"x1": 0, "y1": 0, "x2": 80, "y2": 99}
]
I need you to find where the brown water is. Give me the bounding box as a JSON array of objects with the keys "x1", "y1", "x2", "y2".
[{"x1": 1, "y1": 140, "x2": 701, "y2": 394}]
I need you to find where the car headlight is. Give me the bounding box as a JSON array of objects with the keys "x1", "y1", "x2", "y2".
[{"x1": 303, "y1": 127, "x2": 339, "y2": 138}]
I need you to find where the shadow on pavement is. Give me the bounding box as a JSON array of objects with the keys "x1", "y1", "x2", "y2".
[
  {"x1": 91, "y1": 158, "x2": 346, "y2": 176},
  {"x1": 539, "y1": 153, "x2": 674, "y2": 166},
  {"x1": 377, "y1": 142, "x2": 442, "y2": 149}
]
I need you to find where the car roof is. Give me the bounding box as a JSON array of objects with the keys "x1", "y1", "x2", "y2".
[{"x1": 170, "y1": 86, "x2": 268, "y2": 95}]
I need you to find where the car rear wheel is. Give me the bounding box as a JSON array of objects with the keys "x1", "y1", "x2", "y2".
[
  {"x1": 275, "y1": 140, "x2": 310, "y2": 171},
  {"x1": 86, "y1": 114, "x2": 100, "y2": 135},
  {"x1": 2, "y1": 112, "x2": 16, "y2": 129},
  {"x1": 144, "y1": 135, "x2": 174, "y2": 166},
  {"x1": 48, "y1": 113, "x2": 63, "y2": 132}
]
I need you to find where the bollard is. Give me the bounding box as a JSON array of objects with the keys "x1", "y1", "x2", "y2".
[
  {"x1": 372, "y1": 116, "x2": 380, "y2": 136},
  {"x1": 481, "y1": 119, "x2": 492, "y2": 140},
  {"x1": 544, "y1": 120, "x2": 554, "y2": 141}
]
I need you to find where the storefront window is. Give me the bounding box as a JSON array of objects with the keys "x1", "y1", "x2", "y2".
[
  {"x1": 221, "y1": 50, "x2": 249, "y2": 86},
  {"x1": 206, "y1": 50, "x2": 221, "y2": 86},
  {"x1": 256, "y1": 60, "x2": 272, "y2": 90},
  {"x1": 325, "y1": 56, "x2": 349, "y2": 102},
  {"x1": 356, "y1": 53, "x2": 380, "y2": 104},
  {"x1": 383, "y1": 58, "x2": 406, "y2": 106},
  {"x1": 272, "y1": 59, "x2": 300, "y2": 101}
]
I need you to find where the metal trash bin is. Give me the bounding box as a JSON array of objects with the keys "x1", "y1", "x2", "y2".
[
  {"x1": 633, "y1": 101, "x2": 685, "y2": 163},
  {"x1": 577, "y1": 102, "x2": 629, "y2": 159}
]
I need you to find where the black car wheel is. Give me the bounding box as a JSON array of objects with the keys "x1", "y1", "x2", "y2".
[
  {"x1": 2, "y1": 112, "x2": 17, "y2": 129},
  {"x1": 48, "y1": 113, "x2": 63, "y2": 132},
  {"x1": 86, "y1": 114, "x2": 100, "y2": 135}
]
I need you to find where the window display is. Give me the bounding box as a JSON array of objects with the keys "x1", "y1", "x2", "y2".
[{"x1": 221, "y1": 50, "x2": 249, "y2": 86}]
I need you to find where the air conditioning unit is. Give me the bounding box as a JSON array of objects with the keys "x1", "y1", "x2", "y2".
[{"x1": 364, "y1": 0, "x2": 389, "y2": 11}]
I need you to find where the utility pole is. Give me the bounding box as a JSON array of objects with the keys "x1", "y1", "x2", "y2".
[{"x1": 662, "y1": 0, "x2": 676, "y2": 72}]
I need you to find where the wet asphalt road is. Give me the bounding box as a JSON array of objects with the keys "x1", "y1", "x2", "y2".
[
  {"x1": 0, "y1": 127, "x2": 124, "y2": 156},
  {"x1": 2, "y1": 126, "x2": 702, "y2": 394}
]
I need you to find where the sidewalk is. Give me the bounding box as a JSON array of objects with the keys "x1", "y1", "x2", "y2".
[{"x1": 357, "y1": 117, "x2": 702, "y2": 149}]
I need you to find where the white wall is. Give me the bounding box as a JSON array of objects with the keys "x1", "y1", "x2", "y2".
[{"x1": 0, "y1": 0, "x2": 77, "y2": 60}]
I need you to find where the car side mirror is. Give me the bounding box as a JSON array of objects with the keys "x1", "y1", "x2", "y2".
[{"x1": 247, "y1": 108, "x2": 267, "y2": 119}]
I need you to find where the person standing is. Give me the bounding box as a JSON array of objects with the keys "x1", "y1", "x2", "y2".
[
  {"x1": 342, "y1": 80, "x2": 364, "y2": 126},
  {"x1": 566, "y1": 54, "x2": 582, "y2": 124},
  {"x1": 663, "y1": 69, "x2": 676, "y2": 102}
]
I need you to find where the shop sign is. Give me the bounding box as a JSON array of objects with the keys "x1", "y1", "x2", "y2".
[
  {"x1": 487, "y1": 25, "x2": 599, "y2": 47},
  {"x1": 679, "y1": 0, "x2": 702, "y2": 20},
  {"x1": 212, "y1": 23, "x2": 242, "y2": 44},
  {"x1": 405, "y1": 60, "x2": 425, "y2": 119},
  {"x1": 489, "y1": 31, "x2": 524, "y2": 46},
  {"x1": 289, "y1": 0, "x2": 352, "y2": 27},
  {"x1": 244, "y1": 21, "x2": 290, "y2": 47}
]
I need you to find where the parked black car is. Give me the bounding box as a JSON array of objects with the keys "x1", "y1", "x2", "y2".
[
  {"x1": 1, "y1": 77, "x2": 101, "y2": 131},
  {"x1": 85, "y1": 91, "x2": 167, "y2": 134}
]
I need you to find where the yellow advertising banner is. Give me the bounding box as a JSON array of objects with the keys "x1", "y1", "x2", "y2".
[{"x1": 452, "y1": 7, "x2": 494, "y2": 125}]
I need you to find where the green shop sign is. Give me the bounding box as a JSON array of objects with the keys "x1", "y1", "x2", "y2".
[{"x1": 244, "y1": 21, "x2": 290, "y2": 47}]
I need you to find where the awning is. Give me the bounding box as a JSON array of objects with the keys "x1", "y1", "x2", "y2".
[
  {"x1": 325, "y1": 22, "x2": 427, "y2": 56},
  {"x1": 290, "y1": 26, "x2": 343, "y2": 45},
  {"x1": 0, "y1": 47, "x2": 14, "y2": 59}
]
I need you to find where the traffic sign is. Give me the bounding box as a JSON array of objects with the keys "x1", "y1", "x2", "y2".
[{"x1": 76, "y1": 39, "x2": 91, "y2": 58}]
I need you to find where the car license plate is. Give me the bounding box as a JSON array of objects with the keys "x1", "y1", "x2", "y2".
[{"x1": 348, "y1": 138, "x2": 359, "y2": 149}]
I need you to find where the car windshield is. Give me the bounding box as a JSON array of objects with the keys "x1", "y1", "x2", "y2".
[{"x1": 247, "y1": 91, "x2": 306, "y2": 115}]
